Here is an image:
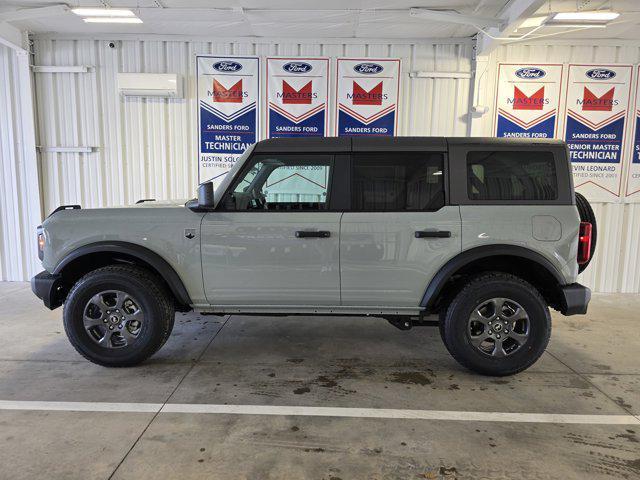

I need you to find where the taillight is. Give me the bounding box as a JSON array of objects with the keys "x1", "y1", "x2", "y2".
[{"x1": 577, "y1": 222, "x2": 592, "y2": 265}]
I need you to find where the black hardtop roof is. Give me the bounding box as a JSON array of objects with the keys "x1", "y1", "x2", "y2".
[{"x1": 252, "y1": 136, "x2": 566, "y2": 153}]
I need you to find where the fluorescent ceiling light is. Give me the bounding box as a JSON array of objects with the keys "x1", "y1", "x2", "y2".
[
  {"x1": 83, "y1": 17, "x2": 143, "y2": 24},
  {"x1": 517, "y1": 15, "x2": 547, "y2": 29},
  {"x1": 72, "y1": 8, "x2": 135, "y2": 17},
  {"x1": 552, "y1": 11, "x2": 619, "y2": 21}
]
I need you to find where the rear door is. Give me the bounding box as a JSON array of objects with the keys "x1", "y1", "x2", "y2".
[{"x1": 339, "y1": 146, "x2": 462, "y2": 307}]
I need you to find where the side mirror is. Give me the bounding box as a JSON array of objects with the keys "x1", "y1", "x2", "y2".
[{"x1": 197, "y1": 182, "x2": 214, "y2": 209}]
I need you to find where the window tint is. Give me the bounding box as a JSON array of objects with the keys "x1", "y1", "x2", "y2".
[
  {"x1": 352, "y1": 152, "x2": 444, "y2": 211},
  {"x1": 226, "y1": 154, "x2": 332, "y2": 211},
  {"x1": 467, "y1": 151, "x2": 557, "y2": 201}
]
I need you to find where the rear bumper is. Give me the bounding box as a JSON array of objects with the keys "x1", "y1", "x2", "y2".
[
  {"x1": 559, "y1": 283, "x2": 591, "y2": 316},
  {"x1": 31, "y1": 271, "x2": 65, "y2": 310}
]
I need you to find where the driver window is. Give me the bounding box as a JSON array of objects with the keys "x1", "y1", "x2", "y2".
[{"x1": 227, "y1": 154, "x2": 333, "y2": 211}]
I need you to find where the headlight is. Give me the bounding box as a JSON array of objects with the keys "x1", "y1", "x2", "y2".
[{"x1": 37, "y1": 226, "x2": 44, "y2": 260}]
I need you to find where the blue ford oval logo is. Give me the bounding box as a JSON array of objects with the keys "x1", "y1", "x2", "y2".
[
  {"x1": 586, "y1": 68, "x2": 616, "y2": 80},
  {"x1": 353, "y1": 63, "x2": 384, "y2": 75},
  {"x1": 213, "y1": 61, "x2": 243, "y2": 73},
  {"x1": 283, "y1": 62, "x2": 312, "y2": 74},
  {"x1": 515, "y1": 67, "x2": 546, "y2": 79}
]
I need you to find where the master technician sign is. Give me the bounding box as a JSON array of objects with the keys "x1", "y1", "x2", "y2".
[
  {"x1": 266, "y1": 57, "x2": 329, "y2": 138},
  {"x1": 335, "y1": 58, "x2": 400, "y2": 137},
  {"x1": 563, "y1": 64, "x2": 633, "y2": 200},
  {"x1": 197, "y1": 55, "x2": 259, "y2": 184},
  {"x1": 493, "y1": 64, "x2": 563, "y2": 138}
]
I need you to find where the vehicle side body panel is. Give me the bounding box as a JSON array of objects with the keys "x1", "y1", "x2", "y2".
[
  {"x1": 201, "y1": 211, "x2": 341, "y2": 305},
  {"x1": 459, "y1": 205, "x2": 580, "y2": 284},
  {"x1": 41, "y1": 203, "x2": 208, "y2": 305},
  {"x1": 340, "y1": 208, "x2": 462, "y2": 306}
]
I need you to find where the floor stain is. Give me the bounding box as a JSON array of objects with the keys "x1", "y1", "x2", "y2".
[
  {"x1": 614, "y1": 396, "x2": 633, "y2": 410},
  {"x1": 293, "y1": 386, "x2": 310, "y2": 395},
  {"x1": 388, "y1": 371, "x2": 433, "y2": 386}
]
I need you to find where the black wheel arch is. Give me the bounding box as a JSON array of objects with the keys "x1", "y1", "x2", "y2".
[
  {"x1": 422, "y1": 245, "x2": 565, "y2": 313},
  {"x1": 53, "y1": 241, "x2": 192, "y2": 311}
]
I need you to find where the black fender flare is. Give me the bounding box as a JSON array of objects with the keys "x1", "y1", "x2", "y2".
[
  {"x1": 420, "y1": 245, "x2": 565, "y2": 310},
  {"x1": 53, "y1": 241, "x2": 192, "y2": 307}
]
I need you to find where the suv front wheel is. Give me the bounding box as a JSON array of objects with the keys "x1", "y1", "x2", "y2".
[
  {"x1": 440, "y1": 273, "x2": 551, "y2": 376},
  {"x1": 63, "y1": 265, "x2": 175, "y2": 367}
]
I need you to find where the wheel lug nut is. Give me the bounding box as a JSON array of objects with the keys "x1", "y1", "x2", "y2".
[
  {"x1": 488, "y1": 321, "x2": 492, "y2": 325},
  {"x1": 496, "y1": 334, "x2": 501, "y2": 339},
  {"x1": 505, "y1": 330, "x2": 509, "y2": 333},
  {"x1": 118, "y1": 324, "x2": 122, "y2": 328},
  {"x1": 109, "y1": 326, "x2": 114, "y2": 330},
  {"x1": 488, "y1": 330, "x2": 493, "y2": 334},
  {"x1": 103, "y1": 319, "x2": 108, "y2": 323}
]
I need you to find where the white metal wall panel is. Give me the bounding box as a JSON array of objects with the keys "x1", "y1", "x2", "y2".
[
  {"x1": 472, "y1": 42, "x2": 640, "y2": 293},
  {"x1": 0, "y1": 44, "x2": 41, "y2": 282},
  {"x1": 31, "y1": 38, "x2": 472, "y2": 214},
  {"x1": 22, "y1": 37, "x2": 640, "y2": 293}
]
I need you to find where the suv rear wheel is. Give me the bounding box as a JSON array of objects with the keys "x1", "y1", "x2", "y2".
[
  {"x1": 63, "y1": 265, "x2": 174, "y2": 367},
  {"x1": 440, "y1": 273, "x2": 551, "y2": 376}
]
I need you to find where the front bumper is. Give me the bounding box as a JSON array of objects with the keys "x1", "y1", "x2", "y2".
[
  {"x1": 559, "y1": 283, "x2": 591, "y2": 316},
  {"x1": 31, "y1": 271, "x2": 65, "y2": 310}
]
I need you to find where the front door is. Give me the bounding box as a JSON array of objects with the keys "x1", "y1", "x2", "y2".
[
  {"x1": 201, "y1": 153, "x2": 341, "y2": 306},
  {"x1": 340, "y1": 151, "x2": 462, "y2": 307}
]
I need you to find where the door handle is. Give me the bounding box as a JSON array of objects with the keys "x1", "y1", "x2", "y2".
[
  {"x1": 295, "y1": 230, "x2": 331, "y2": 238},
  {"x1": 415, "y1": 230, "x2": 451, "y2": 238}
]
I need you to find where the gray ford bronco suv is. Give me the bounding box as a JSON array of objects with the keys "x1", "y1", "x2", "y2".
[{"x1": 32, "y1": 137, "x2": 595, "y2": 376}]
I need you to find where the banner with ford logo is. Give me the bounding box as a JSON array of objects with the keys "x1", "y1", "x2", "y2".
[
  {"x1": 493, "y1": 64, "x2": 563, "y2": 139},
  {"x1": 625, "y1": 65, "x2": 640, "y2": 200},
  {"x1": 563, "y1": 64, "x2": 633, "y2": 201},
  {"x1": 266, "y1": 57, "x2": 329, "y2": 139},
  {"x1": 196, "y1": 55, "x2": 259, "y2": 184},
  {"x1": 335, "y1": 58, "x2": 401, "y2": 137}
]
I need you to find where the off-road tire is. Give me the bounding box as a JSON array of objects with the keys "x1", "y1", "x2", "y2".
[
  {"x1": 440, "y1": 273, "x2": 551, "y2": 376},
  {"x1": 575, "y1": 192, "x2": 597, "y2": 273},
  {"x1": 63, "y1": 265, "x2": 174, "y2": 367}
]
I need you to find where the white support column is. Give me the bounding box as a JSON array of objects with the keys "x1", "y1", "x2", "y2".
[
  {"x1": 468, "y1": 53, "x2": 492, "y2": 137},
  {"x1": 16, "y1": 40, "x2": 44, "y2": 277}
]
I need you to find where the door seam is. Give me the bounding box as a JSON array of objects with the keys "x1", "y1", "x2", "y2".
[{"x1": 338, "y1": 211, "x2": 344, "y2": 305}]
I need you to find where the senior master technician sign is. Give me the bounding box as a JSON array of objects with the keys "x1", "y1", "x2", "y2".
[
  {"x1": 563, "y1": 64, "x2": 633, "y2": 200},
  {"x1": 625, "y1": 65, "x2": 640, "y2": 200},
  {"x1": 197, "y1": 55, "x2": 259, "y2": 184},
  {"x1": 335, "y1": 58, "x2": 400, "y2": 137}
]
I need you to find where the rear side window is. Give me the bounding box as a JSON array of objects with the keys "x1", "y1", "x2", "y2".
[
  {"x1": 467, "y1": 151, "x2": 557, "y2": 201},
  {"x1": 352, "y1": 152, "x2": 444, "y2": 211}
]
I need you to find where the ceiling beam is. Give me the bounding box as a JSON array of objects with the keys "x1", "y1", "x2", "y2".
[
  {"x1": 409, "y1": 8, "x2": 505, "y2": 29},
  {"x1": 0, "y1": 21, "x2": 24, "y2": 51},
  {"x1": 476, "y1": 0, "x2": 547, "y2": 55},
  {"x1": 0, "y1": 4, "x2": 68, "y2": 23}
]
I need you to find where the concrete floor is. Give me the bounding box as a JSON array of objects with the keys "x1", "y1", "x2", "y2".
[{"x1": 0, "y1": 282, "x2": 638, "y2": 480}]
